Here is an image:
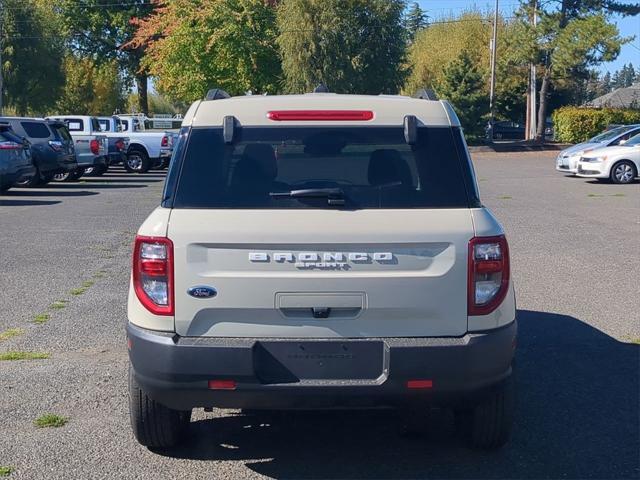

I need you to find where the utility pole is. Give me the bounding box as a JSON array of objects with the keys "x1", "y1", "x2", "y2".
[
  {"x1": 0, "y1": 0, "x2": 4, "y2": 116},
  {"x1": 527, "y1": 0, "x2": 537, "y2": 141},
  {"x1": 488, "y1": 0, "x2": 499, "y2": 142}
]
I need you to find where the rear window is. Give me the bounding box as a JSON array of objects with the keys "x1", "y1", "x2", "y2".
[
  {"x1": 91, "y1": 118, "x2": 101, "y2": 132},
  {"x1": 169, "y1": 127, "x2": 477, "y2": 209},
  {"x1": 65, "y1": 119, "x2": 84, "y2": 132},
  {"x1": 20, "y1": 121, "x2": 51, "y2": 139},
  {"x1": 98, "y1": 119, "x2": 110, "y2": 132},
  {"x1": 51, "y1": 124, "x2": 72, "y2": 141}
]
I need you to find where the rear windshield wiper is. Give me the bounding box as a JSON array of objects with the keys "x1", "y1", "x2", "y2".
[{"x1": 270, "y1": 188, "x2": 346, "y2": 206}]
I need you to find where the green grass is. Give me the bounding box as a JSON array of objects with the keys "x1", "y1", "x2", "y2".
[
  {"x1": 0, "y1": 351, "x2": 50, "y2": 361},
  {"x1": 93, "y1": 271, "x2": 107, "y2": 279},
  {"x1": 50, "y1": 300, "x2": 68, "y2": 310},
  {"x1": 0, "y1": 466, "x2": 13, "y2": 477},
  {"x1": 587, "y1": 193, "x2": 605, "y2": 198},
  {"x1": 82, "y1": 280, "x2": 95, "y2": 288},
  {"x1": 33, "y1": 313, "x2": 50, "y2": 324},
  {"x1": 34, "y1": 414, "x2": 68, "y2": 428},
  {"x1": 624, "y1": 335, "x2": 640, "y2": 345},
  {"x1": 0, "y1": 328, "x2": 23, "y2": 342},
  {"x1": 610, "y1": 193, "x2": 626, "y2": 197},
  {"x1": 498, "y1": 195, "x2": 512, "y2": 200},
  {"x1": 70, "y1": 287, "x2": 87, "y2": 296}
]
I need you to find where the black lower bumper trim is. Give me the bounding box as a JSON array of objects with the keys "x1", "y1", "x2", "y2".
[{"x1": 127, "y1": 321, "x2": 516, "y2": 410}]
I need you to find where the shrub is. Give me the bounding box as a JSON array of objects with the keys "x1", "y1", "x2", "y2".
[{"x1": 552, "y1": 107, "x2": 640, "y2": 143}]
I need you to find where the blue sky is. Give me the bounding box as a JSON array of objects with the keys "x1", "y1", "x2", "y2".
[{"x1": 415, "y1": 0, "x2": 640, "y2": 74}]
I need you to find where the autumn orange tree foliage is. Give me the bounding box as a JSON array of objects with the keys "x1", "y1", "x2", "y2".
[{"x1": 130, "y1": 0, "x2": 281, "y2": 101}]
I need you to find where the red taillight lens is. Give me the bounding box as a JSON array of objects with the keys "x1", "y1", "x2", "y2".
[
  {"x1": 133, "y1": 236, "x2": 174, "y2": 315},
  {"x1": 0, "y1": 141, "x2": 21, "y2": 150},
  {"x1": 90, "y1": 139, "x2": 100, "y2": 155},
  {"x1": 208, "y1": 380, "x2": 236, "y2": 390},
  {"x1": 468, "y1": 235, "x2": 510, "y2": 316},
  {"x1": 115, "y1": 139, "x2": 125, "y2": 151},
  {"x1": 267, "y1": 110, "x2": 374, "y2": 121},
  {"x1": 161, "y1": 135, "x2": 169, "y2": 147}
]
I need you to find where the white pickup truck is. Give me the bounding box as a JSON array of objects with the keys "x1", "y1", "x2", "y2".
[
  {"x1": 46, "y1": 115, "x2": 108, "y2": 180},
  {"x1": 115, "y1": 114, "x2": 174, "y2": 173}
]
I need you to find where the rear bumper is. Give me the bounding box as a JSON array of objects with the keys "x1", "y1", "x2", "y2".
[
  {"x1": 0, "y1": 164, "x2": 36, "y2": 189},
  {"x1": 127, "y1": 320, "x2": 517, "y2": 411}
]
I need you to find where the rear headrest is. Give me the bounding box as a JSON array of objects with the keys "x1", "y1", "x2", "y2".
[{"x1": 368, "y1": 149, "x2": 413, "y2": 187}]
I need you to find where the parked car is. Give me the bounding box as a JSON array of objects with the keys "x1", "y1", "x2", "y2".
[
  {"x1": 96, "y1": 115, "x2": 130, "y2": 171},
  {"x1": 576, "y1": 133, "x2": 640, "y2": 184},
  {"x1": 0, "y1": 122, "x2": 35, "y2": 194},
  {"x1": 488, "y1": 120, "x2": 553, "y2": 141},
  {"x1": 126, "y1": 90, "x2": 517, "y2": 450},
  {"x1": 116, "y1": 114, "x2": 173, "y2": 173},
  {"x1": 0, "y1": 117, "x2": 78, "y2": 186},
  {"x1": 556, "y1": 124, "x2": 640, "y2": 174}
]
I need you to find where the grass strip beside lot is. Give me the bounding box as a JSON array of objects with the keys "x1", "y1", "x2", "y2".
[
  {"x1": 0, "y1": 466, "x2": 13, "y2": 477},
  {"x1": 0, "y1": 351, "x2": 50, "y2": 361},
  {"x1": 0, "y1": 328, "x2": 23, "y2": 342},
  {"x1": 34, "y1": 414, "x2": 68, "y2": 428}
]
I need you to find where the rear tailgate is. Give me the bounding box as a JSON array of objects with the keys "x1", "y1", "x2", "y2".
[{"x1": 169, "y1": 209, "x2": 473, "y2": 338}]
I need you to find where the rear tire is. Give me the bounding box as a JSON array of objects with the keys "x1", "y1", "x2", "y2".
[
  {"x1": 125, "y1": 149, "x2": 151, "y2": 174},
  {"x1": 14, "y1": 167, "x2": 41, "y2": 187},
  {"x1": 129, "y1": 365, "x2": 190, "y2": 449},
  {"x1": 85, "y1": 164, "x2": 108, "y2": 176},
  {"x1": 455, "y1": 377, "x2": 514, "y2": 450},
  {"x1": 53, "y1": 168, "x2": 84, "y2": 182},
  {"x1": 610, "y1": 160, "x2": 637, "y2": 184}
]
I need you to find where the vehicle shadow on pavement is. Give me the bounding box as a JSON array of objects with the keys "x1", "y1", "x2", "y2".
[
  {"x1": 159, "y1": 310, "x2": 639, "y2": 479},
  {"x1": 45, "y1": 183, "x2": 149, "y2": 190},
  {"x1": 0, "y1": 199, "x2": 62, "y2": 206},
  {"x1": 2, "y1": 190, "x2": 99, "y2": 197}
]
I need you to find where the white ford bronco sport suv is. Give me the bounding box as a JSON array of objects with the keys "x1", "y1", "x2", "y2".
[{"x1": 127, "y1": 90, "x2": 517, "y2": 450}]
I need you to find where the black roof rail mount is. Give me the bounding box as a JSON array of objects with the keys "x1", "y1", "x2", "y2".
[
  {"x1": 414, "y1": 89, "x2": 439, "y2": 101},
  {"x1": 205, "y1": 88, "x2": 231, "y2": 101},
  {"x1": 313, "y1": 83, "x2": 330, "y2": 93}
]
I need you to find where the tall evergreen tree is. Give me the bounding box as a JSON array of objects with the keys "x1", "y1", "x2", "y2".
[
  {"x1": 277, "y1": 0, "x2": 408, "y2": 94},
  {"x1": 436, "y1": 50, "x2": 489, "y2": 138},
  {"x1": 405, "y1": 2, "x2": 428, "y2": 41}
]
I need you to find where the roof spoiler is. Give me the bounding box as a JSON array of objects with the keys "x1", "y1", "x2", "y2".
[
  {"x1": 0, "y1": 122, "x2": 11, "y2": 131},
  {"x1": 414, "y1": 88, "x2": 439, "y2": 101},
  {"x1": 205, "y1": 88, "x2": 231, "y2": 101}
]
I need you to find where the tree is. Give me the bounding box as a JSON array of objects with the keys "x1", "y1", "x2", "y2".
[
  {"x1": 131, "y1": 0, "x2": 281, "y2": 102},
  {"x1": 512, "y1": 1, "x2": 637, "y2": 140},
  {"x1": 405, "y1": 12, "x2": 527, "y2": 123},
  {"x1": 1, "y1": 0, "x2": 65, "y2": 115},
  {"x1": 277, "y1": 0, "x2": 408, "y2": 94},
  {"x1": 56, "y1": 0, "x2": 155, "y2": 114},
  {"x1": 55, "y1": 55, "x2": 126, "y2": 115},
  {"x1": 436, "y1": 50, "x2": 489, "y2": 138},
  {"x1": 405, "y1": 2, "x2": 428, "y2": 41}
]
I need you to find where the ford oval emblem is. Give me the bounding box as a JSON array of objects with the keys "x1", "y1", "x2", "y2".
[{"x1": 187, "y1": 286, "x2": 217, "y2": 299}]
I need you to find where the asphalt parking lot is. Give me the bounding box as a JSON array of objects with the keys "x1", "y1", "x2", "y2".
[{"x1": 1, "y1": 151, "x2": 638, "y2": 480}]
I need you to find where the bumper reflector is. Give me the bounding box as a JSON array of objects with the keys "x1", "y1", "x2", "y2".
[
  {"x1": 208, "y1": 380, "x2": 237, "y2": 390},
  {"x1": 407, "y1": 379, "x2": 433, "y2": 389}
]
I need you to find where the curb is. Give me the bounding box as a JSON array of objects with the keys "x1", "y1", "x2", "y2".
[{"x1": 468, "y1": 142, "x2": 571, "y2": 153}]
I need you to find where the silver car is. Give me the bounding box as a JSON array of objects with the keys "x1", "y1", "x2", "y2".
[{"x1": 556, "y1": 124, "x2": 640, "y2": 174}]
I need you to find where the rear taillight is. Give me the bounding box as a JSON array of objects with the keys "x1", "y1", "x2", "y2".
[
  {"x1": 0, "y1": 141, "x2": 21, "y2": 150},
  {"x1": 161, "y1": 135, "x2": 169, "y2": 147},
  {"x1": 133, "y1": 236, "x2": 174, "y2": 315},
  {"x1": 48, "y1": 140, "x2": 63, "y2": 152},
  {"x1": 115, "y1": 139, "x2": 125, "y2": 151},
  {"x1": 90, "y1": 139, "x2": 100, "y2": 155},
  {"x1": 468, "y1": 235, "x2": 510, "y2": 316}
]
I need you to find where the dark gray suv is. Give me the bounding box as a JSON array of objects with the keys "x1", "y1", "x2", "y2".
[{"x1": 0, "y1": 117, "x2": 77, "y2": 187}]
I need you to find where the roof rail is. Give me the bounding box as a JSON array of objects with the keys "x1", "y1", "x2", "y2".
[
  {"x1": 414, "y1": 88, "x2": 439, "y2": 101},
  {"x1": 313, "y1": 83, "x2": 330, "y2": 93},
  {"x1": 205, "y1": 88, "x2": 231, "y2": 101}
]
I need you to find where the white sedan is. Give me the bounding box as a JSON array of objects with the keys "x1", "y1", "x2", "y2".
[{"x1": 576, "y1": 133, "x2": 640, "y2": 184}]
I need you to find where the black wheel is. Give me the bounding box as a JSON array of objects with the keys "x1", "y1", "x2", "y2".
[
  {"x1": 84, "y1": 164, "x2": 108, "y2": 177},
  {"x1": 129, "y1": 365, "x2": 190, "y2": 449},
  {"x1": 455, "y1": 377, "x2": 514, "y2": 450},
  {"x1": 53, "y1": 168, "x2": 84, "y2": 182},
  {"x1": 610, "y1": 160, "x2": 637, "y2": 184},
  {"x1": 14, "y1": 166, "x2": 41, "y2": 187},
  {"x1": 125, "y1": 149, "x2": 151, "y2": 174}
]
